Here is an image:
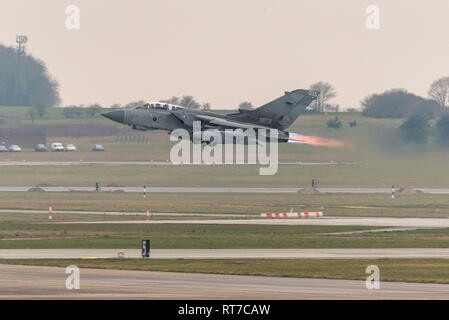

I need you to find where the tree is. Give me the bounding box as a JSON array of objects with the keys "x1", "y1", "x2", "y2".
[
  {"x1": 28, "y1": 108, "x2": 36, "y2": 122},
  {"x1": 399, "y1": 114, "x2": 429, "y2": 144},
  {"x1": 362, "y1": 89, "x2": 441, "y2": 119},
  {"x1": 309, "y1": 82, "x2": 337, "y2": 112},
  {"x1": 125, "y1": 100, "x2": 146, "y2": 109},
  {"x1": 436, "y1": 114, "x2": 449, "y2": 145},
  {"x1": 179, "y1": 95, "x2": 201, "y2": 109},
  {"x1": 238, "y1": 101, "x2": 254, "y2": 110},
  {"x1": 160, "y1": 96, "x2": 180, "y2": 105},
  {"x1": 63, "y1": 107, "x2": 75, "y2": 118},
  {"x1": 0, "y1": 44, "x2": 60, "y2": 106},
  {"x1": 73, "y1": 107, "x2": 83, "y2": 118},
  {"x1": 35, "y1": 105, "x2": 46, "y2": 119},
  {"x1": 110, "y1": 103, "x2": 122, "y2": 109},
  {"x1": 428, "y1": 77, "x2": 449, "y2": 108},
  {"x1": 349, "y1": 120, "x2": 357, "y2": 127},
  {"x1": 326, "y1": 116, "x2": 342, "y2": 129},
  {"x1": 86, "y1": 103, "x2": 102, "y2": 117},
  {"x1": 161, "y1": 95, "x2": 208, "y2": 109}
]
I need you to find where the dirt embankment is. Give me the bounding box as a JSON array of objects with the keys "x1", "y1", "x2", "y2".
[{"x1": 297, "y1": 187, "x2": 321, "y2": 194}]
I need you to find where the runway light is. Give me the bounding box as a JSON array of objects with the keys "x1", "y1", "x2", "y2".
[{"x1": 288, "y1": 132, "x2": 346, "y2": 148}]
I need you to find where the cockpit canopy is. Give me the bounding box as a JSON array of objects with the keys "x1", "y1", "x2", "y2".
[{"x1": 135, "y1": 102, "x2": 184, "y2": 111}]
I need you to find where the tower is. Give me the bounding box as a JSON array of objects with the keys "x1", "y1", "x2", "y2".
[{"x1": 16, "y1": 35, "x2": 28, "y2": 57}]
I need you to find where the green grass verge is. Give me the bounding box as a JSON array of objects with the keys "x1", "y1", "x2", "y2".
[
  {"x1": 1, "y1": 221, "x2": 449, "y2": 249},
  {"x1": 0, "y1": 161, "x2": 449, "y2": 188},
  {"x1": 0, "y1": 192, "x2": 448, "y2": 218}
]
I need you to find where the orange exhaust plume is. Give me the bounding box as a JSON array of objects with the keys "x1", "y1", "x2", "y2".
[{"x1": 288, "y1": 133, "x2": 347, "y2": 148}]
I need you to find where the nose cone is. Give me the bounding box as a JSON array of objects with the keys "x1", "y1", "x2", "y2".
[{"x1": 102, "y1": 109, "x2": 125, "y2": 123}]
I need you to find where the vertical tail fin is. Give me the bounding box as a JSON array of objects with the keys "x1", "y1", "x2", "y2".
[{"x1": 230, "y1": 89, "x2": 318, "y2": 130}]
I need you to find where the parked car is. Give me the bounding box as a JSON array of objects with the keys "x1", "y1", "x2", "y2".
[
  {"x1": 51, "y1": 142, "x2": 65, "y2": 152},
  {"x1": 0, "y1": 145, "x2": 8, "y2": 152},
  {"x1": 34, "y1": 144, "x2": 48, "y2": 152},
  {"x1": 92, "y1": 144, "x2": 105, "y2": 151},
  {"x1": 66, "y1": 144, "x2": 77, "y2": 152},
  {"x1": 8, "y1": 145, "x2": 22, "y2": 152}
]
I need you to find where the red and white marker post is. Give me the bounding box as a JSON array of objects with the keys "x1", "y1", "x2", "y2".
[
  {"x1": 49, "y1": 202, "x2": 53, "y2": 220},
  {"x1": 146, "y1": 206, "x2": 150, "y2": 221}
]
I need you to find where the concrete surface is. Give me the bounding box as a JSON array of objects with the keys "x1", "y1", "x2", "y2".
[
  {"x1": 1, "y1": 185, "x2": 449, "y2": 193},
  {"x1": 0, "y1": 264, "x2": 448, "y2": 299},
  {"x1": 49, "y1": 216, "x2": 449, "y2": 228},
  {"x1": 2, "y1": 248, "x2": 449, "y2": 259}
]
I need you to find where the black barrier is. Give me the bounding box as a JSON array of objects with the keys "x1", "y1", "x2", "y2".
[
  {"x1": 312, "y1": 179, "x2": 317, "y2": 188},
  {"x1": 141, "y1": 239, "x2": 150, "y2": 258},
  {"x1": 95, "y1": 182, "x2": 101, "y2": 191}
]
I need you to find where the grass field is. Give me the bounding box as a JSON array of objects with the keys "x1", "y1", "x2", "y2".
[
  {"x1": 1, "y1": 191, "x2": 449, "y2": 249},
  {"x1": 1, "y1": 161, "x2": 449, "y2": 188},
  {"x1": 0, "y1": 106, "x2": 67, "y2": 119},
  {"x1": 0, "y1": 192, "x2": 448, "y2": 217},
  {"x1": 2, "y1": 258, "x2": 449, "y2": 283},
  {"x1": 1, "y1": 212, "x2": 449, "y2": 249}
]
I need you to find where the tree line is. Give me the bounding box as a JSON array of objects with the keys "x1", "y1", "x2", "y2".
[
  {"x1": 62, "y1": 104, "x2": 103, "y2": 118},
  {"x1": 361, "y1": 77, "x2": 449, "y2": 119},
  {"x1": 238, "y1": 82, "x2": 339, "y2": 113},
  {"x1": 359, "y1": 77, "x2": 449, "y2": 146},
  {"x1": 108, "y1": 96, "x2": 212, "y2": 111}
]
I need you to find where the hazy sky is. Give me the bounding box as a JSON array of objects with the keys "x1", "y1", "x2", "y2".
[{"x1": 1, "y1": 0, "x2": 448, "y2": 109}]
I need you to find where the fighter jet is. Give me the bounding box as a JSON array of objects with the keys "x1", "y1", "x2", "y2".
[{"x1": 102, "y1": 89, "x2": 318, "y2": 144}]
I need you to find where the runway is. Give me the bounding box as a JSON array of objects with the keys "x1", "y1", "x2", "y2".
[
  {"x1": 2, "y1": 185, "x2": 449, "y2": 193},
  {"x1": 2, "y1": 248, "x2": 449, "y2": 259},
  {"x1": 0, "y1": 263, "x2": 448, "y2": 299},
  {"x1": 50, "y1": 216, "x2": 449, "y2": 228},
  {"x1": 0, "y1": 186, "x2": 298, "y2": 193}
]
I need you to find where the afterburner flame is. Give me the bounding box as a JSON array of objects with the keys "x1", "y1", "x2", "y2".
[{"x1": 288, "y1": 133, "x2": 347, "y2": 148}]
